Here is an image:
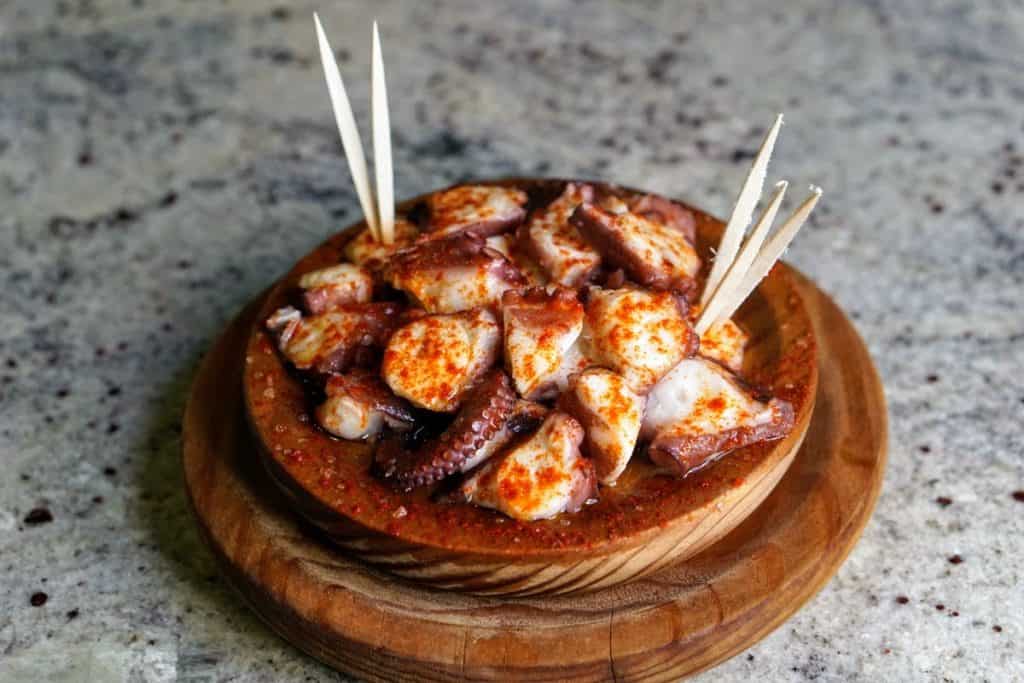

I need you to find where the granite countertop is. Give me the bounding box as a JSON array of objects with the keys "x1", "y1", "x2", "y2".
[{"x1": 1, "y1": 0, "x2": 1021, "y2": 680}]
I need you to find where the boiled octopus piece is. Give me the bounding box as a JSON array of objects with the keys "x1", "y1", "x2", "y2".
[
  {"x1": 571, "y1": 203, "x2": 700, "y2": 292},
  {"x1": 266, "y1": 301, "x2": 403, "y2": 373},
  {"x1": 485, "y1": 233, "x2": 549, "y2": 286},
  {"x1": 628, "y1": 194, "x2": 697, "y2": 246},
  {"x1": 523, "y1": 182, "x2": 602, "y2": 287},
  {"x1": 698, "y1": 317, "x2": 748, "y2": 373},
  {"x1": 374, "y1": 370, "x2": 533, "y2": 490},
  {"x1": 502, "y1": 287, "x2": 585, "y2": 400},
  {"x1": 382, "y1": 308, "x2": 501, "y2": 412},
  {"x1": 424, "y1": 184, "x2": 528, "y2": 239},
  {"x1": 384, "y1": 234, "x2": 526, "y2": 314},
  {"x1": 642, "y1": 356, "x2": 795, "y2": 477},
  {"x1": 343, "y1": 217, "x2": 420, "y2": 271},
  {"x1": 557, "y1": 367, "x2": 644, "y2": 486},
  {"x1": 265, "y1": 305, "x2": 302, "y2": 347},
  {"x1": 457, "y1": 412, "x2": 597, "y2": 521},
  {"x1": 484, "y1": 233, "x2": 514, "y2": 259},
  {"x1": 316, "y1": 370, "x2": 416, "y2": 440},
  {"x1": 583, "y1": 286, "x2": 698, "y2": 393},
  {"x1": 298, "y1": 263, "x2": 374, "y2": 314}
]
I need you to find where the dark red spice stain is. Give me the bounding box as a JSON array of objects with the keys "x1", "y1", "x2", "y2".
[
  {"x1": 935, "y1": 496, "x2": 953, "y2": 507},
  {"x1": 919, "y1": 445, "x2": 931, "y2": 453},
  {"x1": 1012, "y1": 491, "x2": 1024, "y2": 503},
  {"x1": 993, "y1": 625, "x2": 1003, "y2": 633},
  {"x1": 112, "y1": 207, "x2": 137, "y2": 223},
  {"x1": 30, "y1": 592, "x2": 48, "y2": 607},
  {"x1": 948, "y1": 554, "x2": 963, "y2": 564},
  {"x1": 23, "y1": 508, "x2": 54, "y2": 526},
  {"x1": 895, "y1": 596, "x2": 909, "y2": 604},
  {"x1": 926, "y1": 374, "x2": 939, "y2": 383},
  {"x1": 935, "y1": 604, "x2": 945, "y2": 611}
]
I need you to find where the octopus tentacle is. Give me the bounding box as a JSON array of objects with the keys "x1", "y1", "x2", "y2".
[{"x1": 375, "y1": 370, "x2": 518, "y2": 490}]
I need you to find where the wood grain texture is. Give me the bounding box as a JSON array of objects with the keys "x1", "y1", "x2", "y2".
[
  {"x1": 183, "y1": 270, "x2": 887, "y2": 682},
  {"x1": 241, "y1": 179, "x2": 818, "y2": 596}
]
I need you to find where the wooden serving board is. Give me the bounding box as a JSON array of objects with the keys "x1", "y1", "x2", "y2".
[{"x1": 183, "y1": 270, "x2": 887, "y2": 682}]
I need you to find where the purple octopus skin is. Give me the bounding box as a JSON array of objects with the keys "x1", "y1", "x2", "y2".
[{"x1": 375, "y1": 370, "x2": 519, "y2": 491}]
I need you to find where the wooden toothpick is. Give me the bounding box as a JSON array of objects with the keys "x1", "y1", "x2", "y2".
[
  {"x1": 697, "y1": 180, "x2": 788, "y2": 335},
  {"x1": 700, "y1": 113, "x2": 784, "y2": 307},
  {"x1": 314, "y1": 13, "x2": 380, "y2": 241},
  {"x1": 371, "y1": 21, "x2": 395, "y2": 245},
  {"x1": 703, "y1": 186, "x2": 822, "y2": 331}
]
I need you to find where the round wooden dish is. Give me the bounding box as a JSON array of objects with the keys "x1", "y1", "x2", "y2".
[
  {"x1": 183, "y1": 271, "x2": 886, "y2": 681},
  {"x1": 242, "y1": 180, "x2": 818, "y2": 596}
]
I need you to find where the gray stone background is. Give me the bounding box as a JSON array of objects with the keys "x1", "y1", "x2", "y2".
[{"x1": 0, "y1": 0, "x2": 1021, "y2": 681}]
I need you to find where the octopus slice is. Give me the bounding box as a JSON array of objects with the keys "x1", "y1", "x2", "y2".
[
  {"x1": 267, "y1": 302, "x2": 403, "y2": 373},
  {"x1": 298, "y1": 263, "x2": 374, "y2": 314},
  {"x1": 382, "y1": 309, "x2": 501, "y2": 412},
  {"x1": 316, "y1": 370, "x2": 416, "y2": 440},
  {"x1": 597, "y1": 193, "x2": 630, "y2": 214},
  {"x1": 571, "y1": 203, "x2": 700, "y2": 291},
  {"x1": 557, "y1": 368, "x2": 644, "y2": 486},
  {"x1": 424, "y1": 184, "x2": 528, "y2": 239},
  {"x1": 375, "y1": 371, "x2": 547, "y2": 490},
  {"x1": 629, "y1": 194, "x2": 697, "y2": 246},
  {"x1": 523, "y1": 182, "x2": 602, "y2": 286},
  {"x1": 265, "y1": 305, "x2": 302, "y2": 347},
  {"x1": 384, "y1": 234, "x2": 526, "y2": 314},
  {"x1": 485, "y1": 233, "x2": 550, "y2": 287},
  {"x1": 343, "y1": 217, "x2": 420, "y2": 271},
  {"x1": 502, "y1": 287, "x2": 585, "y2": 400},
  {"x1": 457, "y1": 399, "x2": 549, "y2": 473},
  {"x1": 583, "y1": 286, "x2": 698, "y2": 393},
  {"x1": 458, "y1": 412, "x2": 597, "y2": 521},
  {"x1": 698, "y1": 317, "x2": 748, "y2": 373},
  {"x1": 484, "y1": 233, "x2": 514, "y2": 259},
  {"x1": 642, "y1": 357, "x2": 795, "y2": 476}
]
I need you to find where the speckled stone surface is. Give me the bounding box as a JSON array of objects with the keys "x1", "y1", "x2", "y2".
[{"x1": 1, "y1": 0, "x2": 1021, "y2": 681}]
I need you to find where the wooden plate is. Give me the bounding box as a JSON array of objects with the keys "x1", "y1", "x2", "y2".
[
  {"x1": 241, "y1": 180, "x2": 818, "y2": 596},
  {"x1": 183, "y1": 269, "x2": 886, "y2": 681}
]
